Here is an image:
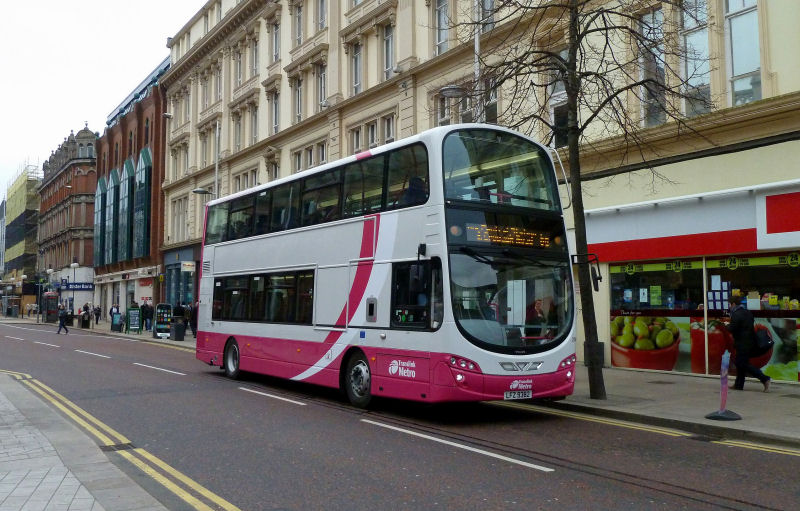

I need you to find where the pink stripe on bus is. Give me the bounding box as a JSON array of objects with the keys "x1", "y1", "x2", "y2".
[{"x1": 355, "y1": 150, "x2": 372, "y2": 160}]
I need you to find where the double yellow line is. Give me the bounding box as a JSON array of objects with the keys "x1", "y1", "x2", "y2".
[{"x1": 0, "y1": 369, "x2": 240, "y2": 511}]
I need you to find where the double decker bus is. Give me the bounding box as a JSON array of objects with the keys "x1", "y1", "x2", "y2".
[{"x1": 196, "y1": 124, "x2": 576, "y2": 407}]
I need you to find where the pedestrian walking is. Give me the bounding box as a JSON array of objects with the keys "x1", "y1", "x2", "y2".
[
  {"x1": 727, "y1": 294, "x2": 770, "y2": 392},
  {"x1": 93, "y1": 305, "x2": 101, "y2": 325},
  {"x1": 56, "y1": 304, "x2": 69, "y2": 335},
  {"x1": 190, "y1": 300, "x2": 198, "y2": 337}
]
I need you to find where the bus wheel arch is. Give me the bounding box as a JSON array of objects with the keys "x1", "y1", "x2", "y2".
[
  {"x1": 341, "y1": 348, "x2": 372, "y2": 408},
  {"x1": 223, "y1": 337, "x2": 241, "y2": 379}
]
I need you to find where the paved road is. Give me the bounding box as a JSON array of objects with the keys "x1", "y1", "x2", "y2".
[{"x1": 2, "y1": 322, "x2": 796, "y2": 510}]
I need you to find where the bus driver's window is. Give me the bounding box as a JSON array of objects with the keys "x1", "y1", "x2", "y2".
[{"x1": 391, "y1": 258, "x2": 442, "y2": 329}]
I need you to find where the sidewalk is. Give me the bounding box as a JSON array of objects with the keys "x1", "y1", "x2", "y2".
[
  {"x1": 1, "y1": 315, "x2": 798, "y2": 509},
  {"x1": 556, "y1": 364, "x2": 800, "y2": 448}
]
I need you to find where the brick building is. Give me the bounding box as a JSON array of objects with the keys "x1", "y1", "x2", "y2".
[{"x1": 93, "y1": 58, "x2": 169, "y2": 317}]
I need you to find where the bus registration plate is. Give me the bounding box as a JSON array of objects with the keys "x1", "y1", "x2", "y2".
[{"x1": 504, "y1": 390, "x2": 532, "y2": 400}]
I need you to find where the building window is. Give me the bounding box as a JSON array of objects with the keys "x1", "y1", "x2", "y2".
[
  {"x1": 383, "y1": 25, "x2": 394, "y2": 80},
  {"x1": 367, "y1": 121, "x2": 377, "y2": 148},
  {"x1": 204, "y1": 11, "x2": 209, "y2": 34},
  {"x1": 202, "y1": 77, "x2": 210, "y2": 109},
  {"x1": 383, "y1": 114, "x2": 395, "y2": 143},
  {"x1": 436, "y1": 96, "x2": 450, "y2": 126},
  {"x1": 293, "y1": 79, "x2": 303, "y2": 123},
  {"x1": 317, "y1": 0, "x2": 327, "y2": 31},
  {"x1": 171, "y1": 197, "x2": 188, "y2": 243},
  {"x1": 234, "y1": 115, "x2": 242, "y2": 151},
  {"x1": 269, "y1": 162, "x2": 279, "y2": 181},
  {"x1": 639, "y1": 8, "x2": 666, "y2": 127},
  {"x1": 306, "y1": 147, "x2": 314, "y2": 168},
  {"x1": 481, "y1": 0, "x2": 495, "y2": 32},
  {"x1": 293, "y1": 151, "x2": 302, "y2": 173},
  {"x1": 726, "y1": 0, "x2": 760, "y2": 105},
  {"x1": 250, "y1": 106, "x2": 258, "y2": 145},
  {"x1": 183, "y1": 146, "x2": 189, "y2": 174},
  {"x1": 484, "y1": 77, "x2": 498, "y2": 124},
  {"x1": 682, "y1": 0, "x2": 710, "y2": 116},
  {"x1": 316, "y1": 64, "x2": 327, "y2": 112},
  {"x1": 458, "y1": 96, "x2": 473, "y2": 124},
  {"x1": 250, "y1": 39, "x2": 259, "y2": 77},
  {"x1": 271, "y1": 91, "x2": 280, "y2": 134},
  {"x1": 235, "y1": 50, "x2": 243, "y2": 86},
  {"x1": 435, "y1": 0, "x2": 449, "y2": 56},
  {"x1": 351, "y1": 127, "x2": 362, "y2": 153},
  {"x1": 317, "y1": 141, "x2": 326, "y2": 164},
  {"x1": 351, "y1": 43, "x2": 362, "y2": 95},
  {"x1": 216, "y1": 68, "x2": 222, "y2": 101},
  {"x1": 294, "y1": 5, "x2": 303, "y2": 46},
  {"x1": 271, "y1": 22, "x2": 281, "y2": 63},
  {"x1": 201, "y1": 135, "x2": 208, "y2": 167}
]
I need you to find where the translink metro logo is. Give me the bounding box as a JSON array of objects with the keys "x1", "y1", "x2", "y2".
[
  {"x1": 388, "y1": 359, "x2": 416, "y2": 378},
  {"x1": 510, "y1": 379, "x2": 533, "y2": 390}
]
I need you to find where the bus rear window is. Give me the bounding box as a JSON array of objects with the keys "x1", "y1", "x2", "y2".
[{"x1": 205, "y1": 203, "x2": 229, "y2": 244}]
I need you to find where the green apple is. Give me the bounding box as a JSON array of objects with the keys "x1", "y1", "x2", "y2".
[
  {"x1": 655, "y1": 328, "x2": 675, "y2": 348},
  {"x1": 634, "y1": 338, "x2": 655, "y2": 350},
  {"x1": 617, "y1": 333, "x2": 635, "y2": 348}
]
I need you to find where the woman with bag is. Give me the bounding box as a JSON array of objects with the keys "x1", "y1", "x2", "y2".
[{"x1": 727, "y1": 295, "x2": 770, "y2": 392}]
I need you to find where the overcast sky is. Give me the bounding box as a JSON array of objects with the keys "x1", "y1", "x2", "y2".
[{"x1": 0, "y1": 1, "x2": 207, "y2": 193}]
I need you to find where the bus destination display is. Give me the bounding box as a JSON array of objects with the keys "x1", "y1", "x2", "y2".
[{"x1": 465, "y1": 223, "x2": 551, "y2": 248}]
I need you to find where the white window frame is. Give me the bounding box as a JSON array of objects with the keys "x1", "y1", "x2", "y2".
[
  {"x1": 250, "y1": 105, "x2": 258, "y2": 145},
  {"x1": 317, "y1": 141, "x2": 326, "y2": 164},
  {"x1": 235, "y1": 50, "x2": 243, "y2": 86},
  {"x1": 317, "y1": 0, "x2": 327, "y2": 31},
  {"x1": 271, "y1": 91, "x2": 280, "y2": 134},
  {"x1": 271, "y1": 22, "x2": 281, "y2": 63},
  {"x1": 725, "y1": 0, "x2": 760, "y2": 106},
  {"x1": 639, "y1": 7, "x2": 666, "y2": 127},
  {"x1": 383, "y1": 114, "x2": 395, "y2": 143},
  {"x1": 681, "y1": 0, "x2": 711, "y2": 116},
  {"x1": 316, "y1": 64, "x2": 327, "y2": 112},
  {"x1": 294, "y1": 79, "x2": 303, "y2": 123},
  {"x1": 352, "y1": 127, "x2": 362, "y2": 153},
  {"x1": 436, "y1": 96, "x2": 451, "y2": 126},
  {"x1": 250, "y1": 39, "x2": 259, "y2": 77},
  {"x1": 434, "y1": 0, "x2": 449, "y2": 56},
  {"x1": 352, "y1": 43, "x2": 362, "y2": 95},
  {"x1": 294, "y1": 5, "x2": 303, "y2": 47},
  {"x1": 383, "y1": 25, "x2": 394, "y2": 81}
]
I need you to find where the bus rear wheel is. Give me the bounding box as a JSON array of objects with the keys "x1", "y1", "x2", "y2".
[
  {"x1": 224, "y1": 339, "x2": 241, "y2": 379},
  {"x1": 344, "y1": 352, "x2": 372, "y2": 408}
]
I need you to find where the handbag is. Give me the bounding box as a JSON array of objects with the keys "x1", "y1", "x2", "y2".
[{"x1": 751, "y1": 326, "x2": 774, "y2": 357}]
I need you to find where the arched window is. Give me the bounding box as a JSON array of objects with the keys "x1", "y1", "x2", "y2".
[
  {"x1": 93, "y1": 177, "x2": 107, "y2": 266},
  {"x1": 133, "y1": 148, "x2": 152, "y2": 258},
  {"x1": 105, "y1": 169, "x2": 120, "y2": 264},
  {"x1": 118, "y1": 159, "x2": 135, "y2": 261}
]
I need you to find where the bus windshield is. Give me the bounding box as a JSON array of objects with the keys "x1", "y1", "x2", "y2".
[
  {"x1": 442, "y1": 129, "x2": 559, "y2": 211},
  {"x1": 443, "y1": 128, "x2": 572, "y2": 353}
]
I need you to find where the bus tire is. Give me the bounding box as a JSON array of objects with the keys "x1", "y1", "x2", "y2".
[
  {"x1": 344, "y1": 352, "x2": 372, "y2": 408},
  {"x1": 223, "y1": 339, "x2": 241, "y2": 380}
]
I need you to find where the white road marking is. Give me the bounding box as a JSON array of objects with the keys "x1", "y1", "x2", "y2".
[
  {"x1": 238, "y1": 387, "x2": 307, "y2": 406},
  {"x1": 5, "y1": 336, "x2": 24, "y2": 341},
  {"x1": 362, "y1": 419, "x2": 555, "y2": 473},
  {"x1": 133, "y1": 363, "x2": 186, "y2": 376},
  {"x1": 74, "y1": 350, "x2": 111, "y2": 359},
  {"x1": 34, "y1": 342, "x2": 60, "y2": 348}
]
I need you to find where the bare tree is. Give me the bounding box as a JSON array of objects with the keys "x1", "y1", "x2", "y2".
[{"x1": 448, "y1": 0, "x2": 712, "y2": 398}]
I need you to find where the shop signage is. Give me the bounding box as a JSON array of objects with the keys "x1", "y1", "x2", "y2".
[
  {"x1": 612, "y1": 260, "x2": 700, "y2": 274},
  {"x1": 64, "y1": 283, "x2": 94, "y2": 291},
  {"x1": 181, "y1": 261, "x2": 196, "y2": 272},
  {"x1": 139, "y1": 278, "x2": 153, "y2": 286}
]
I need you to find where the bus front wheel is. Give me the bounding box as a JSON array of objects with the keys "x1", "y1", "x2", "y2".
[
  {"x1": 224, "y1": 339, "x2": 241, "y2": 379},
  {"x1": 344, "y1": 352, "x2": 372, "y2": 408}
]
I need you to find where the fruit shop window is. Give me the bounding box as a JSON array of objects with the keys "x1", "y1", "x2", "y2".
[{"x1": 609, "y1": 261, "x2": 704, "y2": 311}]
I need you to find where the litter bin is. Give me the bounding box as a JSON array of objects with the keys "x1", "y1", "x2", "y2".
[{"x1": 171, "y1": 320, "x2": 186, "y2": 341}]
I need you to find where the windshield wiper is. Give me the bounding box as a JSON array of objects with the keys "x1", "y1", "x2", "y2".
[
  {"x1": 501, "y1": 248, "x2": 564, "y2": 268},
  {"x1": 458, "y1": 246, "x2": 495, "y2": 266}
]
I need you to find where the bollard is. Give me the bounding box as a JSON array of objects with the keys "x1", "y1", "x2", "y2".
[{"x1": 705, "y1": 350, "x2": 741, "y2": 421}]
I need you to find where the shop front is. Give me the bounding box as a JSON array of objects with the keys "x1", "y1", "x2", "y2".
[
  {"x1": 163, "y1": 245, "x2": 200, "y2": 307},
  {"x1": 587, "y1": 182, "x2": 800, "y2": 384},
  {"x1": 93, "y1": 265, "x2": 159, "y2": 318}
]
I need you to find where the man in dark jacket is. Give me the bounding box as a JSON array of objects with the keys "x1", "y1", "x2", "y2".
[{"x1": 728, "y1": 295, "x2": 770, "y2": 392}]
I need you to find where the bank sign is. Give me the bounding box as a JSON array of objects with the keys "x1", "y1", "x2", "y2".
[{"x1": 63, "y1": 282, "x2": 95, "y2": 291}]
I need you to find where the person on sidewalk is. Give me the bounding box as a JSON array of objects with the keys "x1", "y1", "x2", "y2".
[
  {"x1": 93, "y1": 305, "x2": 101, "y2": 325},
  {"x1": 56, "y1": 304, "x2": 69, "y2": 335},
  {"x1": 727, "y1": 294, "x2": 770, "y2": 392}
]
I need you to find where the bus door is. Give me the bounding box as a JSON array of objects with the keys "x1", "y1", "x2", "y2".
[{"x1": 199, "y1": 247, "x2": 214, "y2": 329}]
